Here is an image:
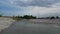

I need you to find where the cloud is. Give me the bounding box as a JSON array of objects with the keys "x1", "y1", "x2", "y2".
[
  {"x1": 22, "y1": 3, "x2": 60, "y2": 17},
  {"x1": 0, "y1": 0, "x2": 25, "y2": 16},
  {"x1": 0, "y1": 0, "x2": 60, "y2": 17},
  {"x1": 13, "y1": 0, "x2": 60, "y2": 7}
]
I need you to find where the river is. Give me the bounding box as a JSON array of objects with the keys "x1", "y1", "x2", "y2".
[{"x1": 0, "y1": 19, "x2": 60, "y2": 34}]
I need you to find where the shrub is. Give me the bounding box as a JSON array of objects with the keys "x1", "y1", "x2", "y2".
[
  {"x1": 50, "y1": 16, "x2": 55, "y2": 19},
  {"x1": 56, "y1": 16, "x2": 59, "y2": 19}
]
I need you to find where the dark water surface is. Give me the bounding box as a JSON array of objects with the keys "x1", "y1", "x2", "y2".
[{"x1": 0, "y1": 20, "x2": 60, "y2": 34}]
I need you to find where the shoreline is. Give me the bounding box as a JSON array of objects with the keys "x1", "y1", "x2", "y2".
[{"x1": 0, "y1": 17, "x2": 16, "y2": 32}]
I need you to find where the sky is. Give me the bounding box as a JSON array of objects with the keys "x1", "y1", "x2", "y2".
[{"x1": 0, "y1": 0, "x2": 60, "y2": 17}]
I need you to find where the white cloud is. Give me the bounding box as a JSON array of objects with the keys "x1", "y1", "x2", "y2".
[
  {"x1": 0, "y1": 0, "x2": 60, "y2": 17},
  {"x1": 22, "y1": 3, "x2": 60, "y2": 17},
  {"x1": 11, "y1": 0, "x2": 60, "y2": 7}
]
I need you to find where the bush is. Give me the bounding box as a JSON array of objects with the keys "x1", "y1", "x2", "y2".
[
  {"x1": 50, "y1": 16, "x2": 55, "y2": 19},
  {"x1": 23, "y1": 15, "x2": 36, "y2": 19},
  {"x1": 56, "y1": 16, "x2": 59, "y2": 19}
]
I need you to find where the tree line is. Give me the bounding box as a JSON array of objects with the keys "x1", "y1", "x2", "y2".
[
  {"x1": 38, "y1": 16, "x2": 60, "y2": 19},
  {"x1": 13, "y1": 15, "x2": 36, "y2": 19},
  {"x1": 14, "y1": 15, "x2": 60, "y2": 19},
  {"x1": 0, "y1": 14, "x2": 60, "y2": 19}
]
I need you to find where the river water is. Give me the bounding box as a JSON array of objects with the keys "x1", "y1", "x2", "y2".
[{"x1": 0, "y1": 19, "x2": 60, "y2": 34}]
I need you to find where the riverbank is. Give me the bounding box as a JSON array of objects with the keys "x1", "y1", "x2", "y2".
[
  {"x1": 0, "y1": 17, "x2": 16, "y2": 31},
  {"x1": 0, "y1": 19, "x2": 60, "y2": 34},
  {"x1": 26, "y1": 19, "x2": 60, "y2": 25}
]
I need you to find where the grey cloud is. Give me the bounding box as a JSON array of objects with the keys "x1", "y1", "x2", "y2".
[{"x1": 14, "y1": 0, "x2": 60, "y2": 7}]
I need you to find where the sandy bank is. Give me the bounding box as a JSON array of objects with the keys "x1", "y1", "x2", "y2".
[{"x1": 0, "y1": 17, "x2": 15, "y2": 31}]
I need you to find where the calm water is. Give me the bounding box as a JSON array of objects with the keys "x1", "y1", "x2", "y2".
[{"x1": 0, "y1": 20, "x2": 60, "y2": 34}]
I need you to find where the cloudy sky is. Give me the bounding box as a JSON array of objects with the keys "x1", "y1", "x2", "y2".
[{"x1": 0, "y1": 0, "x2": 60, "y2": 17}]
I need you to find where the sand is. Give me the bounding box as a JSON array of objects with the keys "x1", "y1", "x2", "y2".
[{"x1": 0, "y1": 17, "x2": 15, "y2": 31}]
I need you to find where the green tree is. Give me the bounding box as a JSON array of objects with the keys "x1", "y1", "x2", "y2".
[
  {"x1": 56, "y1": 16, "x2": 59, "y2": 19},
  {"x1": 50, "y1": 16, "x2": 55, "y2": 19},
  {"x1": 23, "y1": 15, "x2": 36, "y2": 19}
]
